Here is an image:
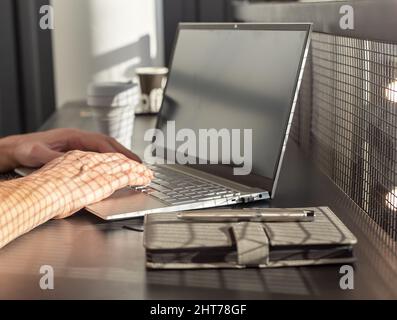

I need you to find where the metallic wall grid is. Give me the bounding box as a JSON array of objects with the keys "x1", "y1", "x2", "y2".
[{"x1": 292, "y1": 32, "x2": 397, "y2": 240}]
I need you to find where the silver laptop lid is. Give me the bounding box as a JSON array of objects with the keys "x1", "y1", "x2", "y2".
[{"x1": 153, "y1": 23, "x2": 312, "y2": 198}]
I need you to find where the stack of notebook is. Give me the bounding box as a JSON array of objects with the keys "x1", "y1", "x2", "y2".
[{"x1": 143, "y1": 207, "x2": 357, "y2": 269}]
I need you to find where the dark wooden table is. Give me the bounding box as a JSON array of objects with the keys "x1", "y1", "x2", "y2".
[{"x1": 0, "y1": 102, "x2": 396, "y2": 299}]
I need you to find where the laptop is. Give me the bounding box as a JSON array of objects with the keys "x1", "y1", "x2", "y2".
[{"x1": 18, "y1": 23, "x2": 312, "y2": 220}]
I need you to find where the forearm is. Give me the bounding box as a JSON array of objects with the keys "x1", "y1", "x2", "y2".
[
  {"x1": 0, "y1": 176, "x2": 63, "y2": 249},
  {"x1": 0, "y1": 136, "x2": 19, "y2": 173}
]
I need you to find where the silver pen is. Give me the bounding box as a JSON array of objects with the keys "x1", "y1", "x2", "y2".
[{"x1": 177, "y1": 209, "x2": 315, "y2": 222}]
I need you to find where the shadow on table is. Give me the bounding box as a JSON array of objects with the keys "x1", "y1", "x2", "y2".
[{"x1": 145, "y1": 267, "x2": 324, "y2": 299}]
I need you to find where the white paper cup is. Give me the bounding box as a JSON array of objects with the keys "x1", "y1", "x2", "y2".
[
  {"x1": 87, "y1": 82, "x2": 138, "y2": 148},
  {"x1": 114, "y1": 135, "x2": 133, "y2": 149},
  {"x1": 91, "y1": 107, "x2": 135, "y2": 148},
  {"x1": 91, "y1": 105, "x2": 135, "y2": 120}
]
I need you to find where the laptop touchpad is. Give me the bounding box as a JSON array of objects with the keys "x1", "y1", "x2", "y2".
[{"x1": 86, "y1": 188, "x2": 165, "y2": 219}]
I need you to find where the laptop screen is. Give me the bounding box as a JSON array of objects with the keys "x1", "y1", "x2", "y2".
[{"x1": 155, "y1": 24, "x2": 311, "y2": 196}]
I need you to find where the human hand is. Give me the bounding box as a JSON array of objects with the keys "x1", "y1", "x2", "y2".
[
  {"x1": 27, "y1": 150, "x2": 153, "y2": 219},
  {"x1": 0, "y1": 150, "x2": 153, "y2": 248},
  {"x1": 0, "y1": 128, "x2": 140, "y2": 173}
]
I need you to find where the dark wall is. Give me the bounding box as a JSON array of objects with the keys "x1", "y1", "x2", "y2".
[
  {"x1": 163, "y1": 0, "x2": 234, "y2": 65},
  {"x1": 0, "y1": 0, "x2": 55, "y2": 137}
]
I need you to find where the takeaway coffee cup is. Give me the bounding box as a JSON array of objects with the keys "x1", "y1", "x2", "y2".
[
  {"x1": 135, "y1": 67, "x2": 168, "y2": 114},
  {"x1": 87, "y1": 81, "x2": 139, "y2": 148}
]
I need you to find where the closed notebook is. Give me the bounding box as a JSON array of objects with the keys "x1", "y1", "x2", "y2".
[{"x1": 143, "y1": 207, "x2": 357, "y2": 269}]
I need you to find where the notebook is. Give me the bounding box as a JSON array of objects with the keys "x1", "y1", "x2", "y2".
[{"x1": 143, "y1": 207, "x2": 357, "y2": 269}]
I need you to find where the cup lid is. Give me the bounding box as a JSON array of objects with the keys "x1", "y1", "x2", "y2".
[
  {"x1": 135, "y1": 67, "x2": 169, "y2": 75},
  {"x1": 87, "y1": 81, "x2": 136, "y2": 97}
]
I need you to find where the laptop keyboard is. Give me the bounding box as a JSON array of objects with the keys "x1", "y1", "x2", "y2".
[{"x1": 133, "y1": 165, "x2": 240, "y2": 205}]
